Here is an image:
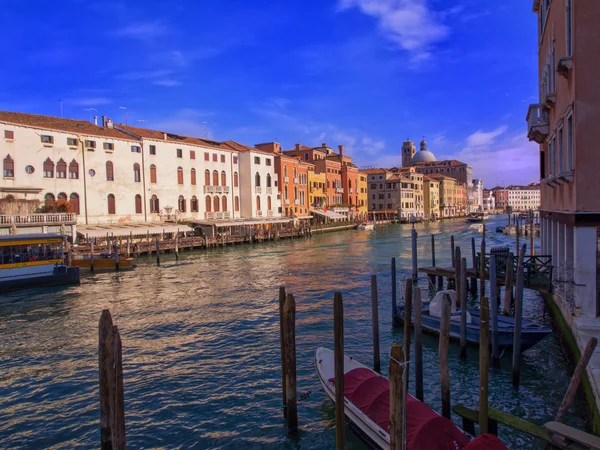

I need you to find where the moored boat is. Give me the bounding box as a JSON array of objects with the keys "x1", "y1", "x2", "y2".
[
  {"x1": 357, "y1": 222, "x2": 375, "y2": 231},
  {"x1": 0, "y1": 234, "x2": 79, "y2": 293},
  {"x1": 315, "y1": 347, "x2": 475, "y2": 449},
  {"x1": 71, "y1": 254, "x2": 136, "y2": 271}
]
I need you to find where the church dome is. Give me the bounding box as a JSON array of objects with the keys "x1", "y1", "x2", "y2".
[{"x1": 411, "y1": 139, "x2": 436, "y2": 163}]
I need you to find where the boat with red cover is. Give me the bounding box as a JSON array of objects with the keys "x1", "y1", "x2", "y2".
[{"x1": 315, "y1": 347, "x2": 508, "y2": 450}]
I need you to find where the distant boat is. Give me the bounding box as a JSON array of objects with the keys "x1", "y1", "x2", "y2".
[
  {"x1": 357, "y1": 223, "x2": 375, "y2": 231},
  {"x1": 465, "y1": 212, "x2": 489, "y2": 223},
  {"x1": 396, "y1": 296, "x2": 550, "y2": 352}
]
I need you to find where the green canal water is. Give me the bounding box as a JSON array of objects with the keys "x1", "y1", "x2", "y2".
[{"x1": 0, "y1": 215, "x2": 588, "y2": 449}]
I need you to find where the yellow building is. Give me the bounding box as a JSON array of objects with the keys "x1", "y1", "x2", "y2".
[
  {"x1": 357, "y1": 171, "x2": 368, "y2": 217},
  {"x1": 423, "y1": 175, "x2": 440, "y2": 219},
  {"x1": 308, "y1": 166, "x2": 326, "y2": 208},
  {"x1": 429, "y1": 174, "x2": 456, "y2": 218}
]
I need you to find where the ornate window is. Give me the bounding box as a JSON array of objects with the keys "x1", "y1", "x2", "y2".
[
  {"x1": 3, "y1": 154, "x2": 14, "y2": 177},
  {"x1": 69, "y1": 160, "x2": 79, "y2": 179},
  {"x1": 43, "y1": 158, "x2": 54, "y2": 178}
]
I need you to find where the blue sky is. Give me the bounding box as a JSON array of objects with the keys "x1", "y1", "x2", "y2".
[{"x1": 0, "y1": 0, "x2": 539, "y2": 187}]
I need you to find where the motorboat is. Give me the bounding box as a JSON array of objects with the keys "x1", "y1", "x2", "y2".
[
  {"x1": 357, "y1": 223, "x2": 375, "y2": 231},
  {"x1": 315, "y1": 348, "x2": 507, "y2": 449},
  {"x1": 465, "y1": 213, "x2": 489, "y2": 223}
]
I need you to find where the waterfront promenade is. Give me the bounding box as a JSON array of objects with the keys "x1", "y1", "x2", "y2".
[{"x1": 0, "y1": 217, "x2": 588, "y2": 448}]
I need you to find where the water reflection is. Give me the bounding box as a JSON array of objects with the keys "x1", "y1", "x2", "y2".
[{"x1": 0, "y1": 216, "x2": 586, "y2": 449}]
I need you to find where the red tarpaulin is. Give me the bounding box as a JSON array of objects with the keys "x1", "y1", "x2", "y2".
[
  {"x1": 330, "y1": 368, "x2": 470, "y2": 450},
  {"x1": 463, "y1": 434, "x2": 508, "y2": 449}
]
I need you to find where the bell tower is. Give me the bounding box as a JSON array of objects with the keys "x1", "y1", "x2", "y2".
[{"x1": 402, "y1": 139, "x2": 416, "y2": 167}]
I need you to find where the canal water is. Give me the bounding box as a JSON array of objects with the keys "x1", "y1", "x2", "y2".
[{"x1": 0, "y1": 216, "x2": 587, "y2": 449}]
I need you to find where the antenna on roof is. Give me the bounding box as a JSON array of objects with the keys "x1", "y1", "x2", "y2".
[{"x1": 137, "y1": 119, "x2": 146, "y2": 125}]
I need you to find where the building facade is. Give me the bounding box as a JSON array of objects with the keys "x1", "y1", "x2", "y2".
[
  {"x1": 428, "y1": 174, "x2": 457, "y2": 218},
  {"x1": 482, "y1": 189, "x2": 496, "y2": 211},
  {"x1": 357, "y1": 171, "x2": 368, "y2": 216},
  {"x1": 423, "y1": 176, "x2": 440, "y2": 220}
]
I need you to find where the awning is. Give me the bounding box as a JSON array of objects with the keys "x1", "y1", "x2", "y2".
[
  {"x1": 311, "y1": 209, "x2": 347, "y2": 219},
  {"x1": 77, "y1": 222, "x2": 192, "y2": 238}
]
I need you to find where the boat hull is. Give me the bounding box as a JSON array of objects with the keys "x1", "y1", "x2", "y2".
[
  {"x1": 71, "y1": 257, "x2": 136, "y2": 272},
  {"x1": 0, "y1": 264, "x2": 80, "y2": 293}
]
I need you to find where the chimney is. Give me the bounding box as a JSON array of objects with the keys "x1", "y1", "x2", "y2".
[
  {"x1": 338, "y1": 144, "x2": 344, "y2": 162},
  {"x1": 102, "y1": 115, "x2": 107, "y2": 127},
  {"x1": 94, "y1": 116, "x2": 98, "y2": 126},
  {"x1": 106, "y1": 118, "x2": 114, "y2": 128},
  {"x1": 322, "y1": 142, "x2": 327, "y2": 148},
  {"x1": 295, "y1": 143, "x2": 300, "y2": 151},
  {"x1": 163, "y1": 132, "x2": 167, "y2": 140}
]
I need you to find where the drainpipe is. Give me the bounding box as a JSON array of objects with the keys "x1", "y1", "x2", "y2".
[{"x1": 79, "y1": 138, "x2": 89, "y2": 225}]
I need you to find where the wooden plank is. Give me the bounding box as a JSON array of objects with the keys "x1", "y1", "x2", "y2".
[
  {"x1": 389, "y1": 343, "x2": 406, "y2": 450},
  {"x1": 544, "y1": 421, "x2": 600, "y2": 448},
  {"x1": 334, "y1": 292, "x2": 345, "y2": 449}
]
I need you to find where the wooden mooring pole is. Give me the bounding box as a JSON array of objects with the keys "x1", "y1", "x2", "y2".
[
  {"x1": 99, "y1": 310, "x2": 126, "y2": 450},
  {"x1": 489, "y1": 255, "x2": 499, "y2": 362},
  {"x1": 389, "y1": 343, "x2": 406, "y2": 450},
  {"x1": 67, "y1": 240, "x2": 72, "y2": 267},
  {"x1": 440, "y1": 293, "x2": 451, "y2": 419},
  {"x1": 278, "y1": 287, "x2": 287, "y2": 418},
  {"x1": 283, "y1": 294, "x2": 298, "y2": 432},
  {"x1": 155, "y1": 238, "x2": 160, "y2": 266},
  {"x1": 334, "y1": 292, "x2": 345, "y2": 449},
  {"x1": 404, "y1": 279, "x2": 412, "y2": 393},
  {"x1": 450, "y1": 235, "x2": 455, "y2": 268},
  {"x1": 90, "y1": 241, "x2": 95, "y2": 273},
  {"x1": 391, "y1": 257, "x2": 398, "y2": 322},
  {"x1": 479, "y1": 236, "x2": 486, "y2": 298},
  {"x1": 556, "y1": 337, "x2": 598, "y2": 422},
  {"x1": 470, "y1": 237, "x2": 477, "y2": 294},
  {"x1": 512, "y1": 244, "x2": 527, "y2": 386},
  {"x1": 503, "y1": 252, "x2": 515, "y2": 315},
  {"x1": 175, "y1": 232, "x2": 179, "y2": 262},
  {"x1": 411, "y1": 228, "x2": 418, "y2": 280},
  {"x1": 454, "y1": 246, "x2": 461, "y2": 303},
  {"x1": 431, "y1": 234, "x2": 436, "y2": 266},
  {"x1": 460, "y1": 256, "x2": 467, "y2": 359},
  {"x1": 371, "y1": 275, "x2": 381, "y2": 373},
  {"x1": 479, "y1": 296, "x2": 490, "y2": 434},
  {"x1": 414, "y1": 287, "x2": 423, "y2": 401}
]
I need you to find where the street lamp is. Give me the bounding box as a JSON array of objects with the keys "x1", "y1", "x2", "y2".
[
  {"x1": 119, "y1": 106, "x2": 128, "y2": 125},
  {"x1": 83, "y1": 108, "x2": 96, "y2": 122}
]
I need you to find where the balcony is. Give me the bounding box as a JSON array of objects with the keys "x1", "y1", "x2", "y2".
[
  {"x1": 284, "y1": 177, "x2": 289, "y2": 183},
  {"x1": 285, "y1": 199, "x2": 290, "y2": 205},
  {"x1": 294, "y1": 199, "x2": 300, "y2": 205},
  {"x1": 204, "y1": 185, "x2": 215, "y2": 194},
  {"x1": 205, "y1": 212, "x2": 214, "y2": 219},
  {"x1": 224, "y1": 211, "x2": 231, "y2": 218},
  {"x1": 0, "y1": 213, "x2": 77, "y2": 227},
  {"x1": 336, "y1": 188, "x2": 344, "y2": 194},
  {"x1": 215, "y1": 186, "x2": 223, "y2": 193},
  {"x1": 266, "y1": 187, "x2": 273, "y2": 194},
  {"x1": 526, "y1": 104, "x2": 549, "y2": 144},
  {"x1": 255, "y1": 186, "x2": 262, "y2": 194},
  {"x1": 294, "y1": 177, "x2": 299, "y2": 184},
  {"x1": 256, "y1": 210, "x2": 263, "y2": 217},
  {"x1": 267, "y1": 210, "x2": 273, "y2": 218},
  {"x1": 222, "y1": 186, "x2": 230, "y2": 194},
  {"x1": 215, "y1": 212, "x2": 224, "y2": 219}
]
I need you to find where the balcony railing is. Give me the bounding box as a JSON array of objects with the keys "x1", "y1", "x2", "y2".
[
  {"x1": 215, "y1": 186, "x2": 223, "y2": 193},
  {"x1": 204, "y1": 185, "x2": 215, "y2": 194},
  {"x1": 294, "y1": 199, "x2": 300, "y2": 205},
  {"x1": 222, "y1": 186, "x2": 230, "y2": 194},
  {"x1": 294, "y1": 177, "x2": 299, "y2": 184},
  {"x1": 0, "y1": 213, "x2": 77, "y2": 226},
  {"x1": 526, "y1": 104, "x2": 549, "y2": 144},
  {"x1": 256, "y1": 210, "x2": 263, "y2": 217},
  {"x1": 336, "y1": 188, "x2": 344, "y2": 193},
  {"x1": 284, "y1": 177, "x2": 289, "y2": 183},
  {"x1": 215, "y1": 212, "x2": 224, "y2": 219},
  {"x1": 224, "y1": 211, "x2": 231, "y2": 218},
  {"x1": 285, "y1": 199, "x2": 290, "y2": 205},
  {"x1": 267, "y1": 210, "x2": 273, "y2": 218},
  {"x1": 255, "y1": 186, "x2": 262, "y2": 194},
  {"x1": 266, "y1": 187, "x2": 273, "y2": 194},
  {"x1": 205, "y1": 212, "x2": 214, "y2": 219}
]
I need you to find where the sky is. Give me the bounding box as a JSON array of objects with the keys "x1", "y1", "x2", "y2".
[{"x1": 0, "y1": 0, "x2": 540, "y2": 187}]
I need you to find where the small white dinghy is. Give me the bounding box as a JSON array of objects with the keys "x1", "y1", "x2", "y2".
[{"x1": 315, "y1": 347, "x2": 490, "y2": 450}]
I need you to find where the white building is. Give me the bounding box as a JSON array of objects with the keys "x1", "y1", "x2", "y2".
[
  {"x1": 0, "y1": 111, "x2": 267, "y2": 226},
  {"x1": 506, "y1": 184, "x2": 541, "y2": 211},
  {"x1": 482, "y1": 190, "x2": 495, "y2": 211}
]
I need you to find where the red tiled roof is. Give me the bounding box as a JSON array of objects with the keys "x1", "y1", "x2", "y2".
[
  {"x1": 118, "y1": 124, "x2": 225, "y2": 150},
  {"x1": 0, "y1": 111, "x2": 136, "y2": 141},
  {"x1": 222, "y1": 140, "x2": 274, "y2": 156}
]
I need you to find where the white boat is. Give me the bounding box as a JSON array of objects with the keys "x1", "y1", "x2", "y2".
[
  {"x1": 357, "y1": 223, "x2": 375, "y2": 231},
  {"x1": 465, "y1": 212, "x2": 489, "y2": 223},
  {"x1": 315, "y1": 347, "x2": 478, "y2": 450}
]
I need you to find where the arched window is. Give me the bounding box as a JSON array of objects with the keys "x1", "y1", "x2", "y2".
[
  {"x1": 294, "y1": 187, "x2": 298, "y2": 200},
  {"x1": 235, "y1": 196, "x2": 240, "y2": 212},
  {"x1": 150, "y1": 165, "x2": 157, "y2": 183},
  {"x1": 293, "y1": 167, "x2": 297, "y2": 178},
  {"x1": 191, "y1": 196, "x2": 198, "y2": 212},
  {"x1": 205, "y1": 195, "x2": 212, "y2": 212},
  {"x1": 3, "y1": 154, "x2": 14, "y2": 177},
  {"x1": 255, "y1": 172, "x2": 261, "y2": 187},
  {"x1": 177, "y1": 167, "x2": 184, "y2": 185},
  {"x1": 284, "y1": 186, "x2": 288, "y2": 200},
  {"x1": 43, "y1": 158, "x2": 54, "y2": 178},
  {"x1": 57, "y1": 192, "x2": 67, "y2": 200},
  {"x1": 205, "y1": 170, "x2": 211, "y2": 185},
  {"x1": 150, "y1": 194, "x2": 160, "y2": 213},
  {"x1": 256, "y1": 196, "x2": 261, "y2": 211},
  {"x1": 106, "y1": 161, "x2": 114, "y2": 181},
  {"x1": 213, "y1": 170, "x2": 219, "y2": 186},
  {"x1": 191, "y1": 168, "x2": 196, "y2": 185},
  {"x1": 70, "y1": 193, "x2": 80, "y2": 214},
  {"x1": 213, "y1": 196, "x2": 220, "y2": 212},
  {"x1": 234, "y1": 172, "x2": 239, "y2": 187},
  {"x1": 222, "y1": 196, "x2": 227, "y2": 212},
  {"x1": 267, "y1": 196, "x2": 272, "y2": 211},
  {"x1": 107, "y1": 194, "x2": 116, "y2": 214},
  {"x1": 44, "y1": 193, "x2": 55, "y2": 204},
  {"x1": 284, "y1": 165, "x2": 287, "y2": 177},
  {"x1": 178, "y1": 195, "x2": 186, "y2": 212},
  {"x1": 56, "y1": 159, "x2": 67, "y2": 178},
  {"x1": 135, "y1": 194, "x2": 142, "y2": 214},
  {"x1": 221, "y1": 171, "x2": 226, "y2": 186},
  {"x1": 349, "y1": 179, "x2": 352, "y2": 188},
  {"x1": 69, "y1": 160, "x2": 79, "y2": 179},
  {"x1": 133, "y1": 163, "x2": 141, "y2": 182},
  {"x1": 267, "y1": 173, "x2": 272, "y2": 187}
]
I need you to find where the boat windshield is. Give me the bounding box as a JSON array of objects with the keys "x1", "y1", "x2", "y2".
[{"x1": 0, "y1": 242, "x2": 63, "y2": 265}]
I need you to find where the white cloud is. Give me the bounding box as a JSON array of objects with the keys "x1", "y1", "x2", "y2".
[
  {"x1": 116, "y1": 70, "x2": 173, "y2": 81},
  {"x1": 65, "y1": 97, "x2": 112, "y2": 106},
  {"x1": 337, "y1": 0, "x2": 449, "y2": 63},
  {"x1": 465, "y1": 125, "x2": 508, "y2": 148},
  {"x1": 112, "y1": 21, "x2": 167, "y2": 40},
  {"x1": 152, "y1": 79, "x2": 182, "y2": 87}
]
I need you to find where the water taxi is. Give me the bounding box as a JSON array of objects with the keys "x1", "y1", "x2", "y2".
[{"x1": 0, "y1": 234, "x2": 80, "y2": 292}]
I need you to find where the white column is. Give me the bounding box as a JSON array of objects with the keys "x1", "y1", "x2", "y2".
[{"x1": 573, "y1": 226, "x2": 598, "y2": 317}]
